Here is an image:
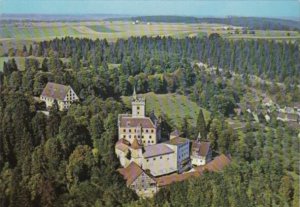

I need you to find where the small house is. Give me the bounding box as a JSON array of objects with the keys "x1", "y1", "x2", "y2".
[{"x1": 40, "y1": 82, "x2": 79, "y2": 111}]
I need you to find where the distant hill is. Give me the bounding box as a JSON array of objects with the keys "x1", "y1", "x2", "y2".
[{"x1": 107, "y1": 16, "x2": 300, "y2": 31}]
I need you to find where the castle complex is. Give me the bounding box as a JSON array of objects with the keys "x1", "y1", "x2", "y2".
[{"x1": 115, "y1": 89, "x2": 230, "y2": 197}]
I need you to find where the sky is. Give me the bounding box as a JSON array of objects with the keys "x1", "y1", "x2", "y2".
[{"x1": 0, "y1": 0, "x2": 299, "y2": 19}]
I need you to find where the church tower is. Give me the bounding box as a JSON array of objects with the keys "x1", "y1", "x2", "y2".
[{"x1": 132, "y1": 87, "x2": 145, "y2": 118}]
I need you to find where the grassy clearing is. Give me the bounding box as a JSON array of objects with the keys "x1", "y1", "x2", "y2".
[{"x1": 122, "y1": 92, "x2": 210, "y2": 127}]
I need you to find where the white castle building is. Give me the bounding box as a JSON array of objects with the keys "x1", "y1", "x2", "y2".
[{"x1": 115, "y1": 89, "x2": 191, "y2": 177}]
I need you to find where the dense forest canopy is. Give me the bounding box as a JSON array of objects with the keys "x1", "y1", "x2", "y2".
[{"x1": 0, "y1": 35, "x2": 299, "y2": 206}]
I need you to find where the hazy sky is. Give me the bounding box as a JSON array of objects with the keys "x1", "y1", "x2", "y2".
[{"x1": 1, "y1": 0, "x2": 299, "y2": 19}]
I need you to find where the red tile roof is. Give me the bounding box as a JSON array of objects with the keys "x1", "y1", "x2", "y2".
[
  {"x1": 118, "y1": 162, "x2": 144, "y2": 186},
  {"x1": 192, "y1": 141, "x2": 211, "y2": 157},
  {"x1": 156, "y1": 154, "x2": 231, "y2": 187},
  {"x1": 41, "y1": 82, "x2": 70, "y2": 101},
  {"x1": 119, "y1": 115, "x2": 155, "y2": 128},
  {"x1": 156, "y1": 171, "x2": 201, "y2": 187},
  {"x1": 195, "y1": 154, "x2": 231, "y2": 172},
  {"x1": 115, "y1": 139, "x2": 129, "y2": 152}
]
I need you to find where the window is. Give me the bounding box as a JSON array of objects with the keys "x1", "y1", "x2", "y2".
[
  {"x1": 151, "y1": 130, "x2": 154, "y2": 133},
  {"x1": 123, "y1": 129, "x2": 126, "y2": 132},
  {"x1": 123, "y1": 135, "x2": 126, "y2": 138},
  {"x1": 160, "y1": 156, "x2": 162, "y2": 159},
  {"x1": 146, "y1": 129, "x2": 149, "y2": 133},
  {"x1": 146, "y1": 159, "x2": 149, "y2": 162},
  {"x1": 149, "y1": 136, "x2": 152, "y2": 139},
  {"x1": 129, "y1": 129, "x2": 131, "y2": 132},
  {"x1": 153, "y1": 158, "x2": 156, "y2": 161},
  {"x1": 148, "y1": 141, "x2": 150, "y2": 143},
  {"x1": 129, "y1": 135, "x2": 131, "y2": 138}
]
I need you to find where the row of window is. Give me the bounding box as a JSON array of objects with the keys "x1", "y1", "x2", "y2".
[
  {"x1": 123, "y1": 135, "x2": 153, "y2": 139},
  {"x1": 146, "y1": 156, "x2": 169, "y2": 162},
  {"x1": 123, "y1": 129, "x2": 154, "y2": 133}
]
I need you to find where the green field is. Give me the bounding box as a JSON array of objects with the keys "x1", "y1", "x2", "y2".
[
  {"x1": 122, "y1": 92, "x2": 210, "y2": 127},
  {"x1": 87, "y1": 25, "x2": 117, "y2": 33}
]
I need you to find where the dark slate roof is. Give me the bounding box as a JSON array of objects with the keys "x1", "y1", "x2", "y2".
[
  {"x1": 192, "y1": 141, "x2": 211, "y2": 157},
  {"x1": 143, "y1": 143, "x2": 174, "y2": 158},
  {"x1": 119, "y1": 115, "x2": 155, "y2": 128},
  {"x1": 41, "y1": 82, "x2": 70, "y2": 101},
  {"x1": 118, "y1": 162, "x2": 144, "y2": 186},
  {"x1": 165, "y1": 137, "x2": 189, "y2": 146}
]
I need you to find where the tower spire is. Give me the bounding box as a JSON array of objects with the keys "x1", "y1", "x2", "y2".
[{"x1": 133, "y1": 86, "x2": 137, "y2": 100}]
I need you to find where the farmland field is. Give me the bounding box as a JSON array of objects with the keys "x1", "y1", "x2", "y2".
[
  {"x1": 1, "y1": 21, "x2": 300, "y2": 56},
  {"x1": 122, "y1": 92, "x2": 210, "y2": 127}
]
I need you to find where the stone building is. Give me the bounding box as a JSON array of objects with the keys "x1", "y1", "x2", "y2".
[
  {"x1": 118, "y1": 162, "x2": 157, "y2": 197},
  {"x1": 118, "y1": 88, "x2": 161, "y2": 146},
  {"x1": 165, "y1": 136, "x2": 191, "y2": 173},
  {"x1": 191, "y1": 139, "x2": 212, "y2": 166}
]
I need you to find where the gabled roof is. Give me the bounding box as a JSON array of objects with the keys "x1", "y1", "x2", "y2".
[
  {"x1": 115, "y1": 139, "x2": 129, "y2": 152},
  {"x1": 192, "y1": 141, "x2": 211, "y2": 157},
  {"x1": 118, "y1": 162, "x2": 144, "y2": 186},
  {"x1": 143, "y1": 143, "x2": 174, "y2": 158},
  {"x1": 41, "y1": 82, "x2": 70, "y2": 100},
  {"x1": 119, "y1": 115, "x2": 155, "y2": 128}
]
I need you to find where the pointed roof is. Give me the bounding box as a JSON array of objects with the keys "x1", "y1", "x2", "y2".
[
  {"x1": 132, "y1": 86, "x2": 137, "y2": 100},
  {"x1": 131, "y1": 138, "x2": 141, "y2": 149}
]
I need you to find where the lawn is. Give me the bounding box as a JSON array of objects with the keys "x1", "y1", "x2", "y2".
[{"x1": 122, "y1": 92, "x2": 210, "y2": 128}]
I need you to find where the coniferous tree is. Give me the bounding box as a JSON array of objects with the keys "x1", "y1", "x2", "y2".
[{"x1": 196, "y1": 109, "x2": 207, "y2": 140}]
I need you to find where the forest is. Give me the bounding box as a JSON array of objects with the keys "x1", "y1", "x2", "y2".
[{"x1": 0, "y1": 35, "x2": 299, "y2": 206}]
